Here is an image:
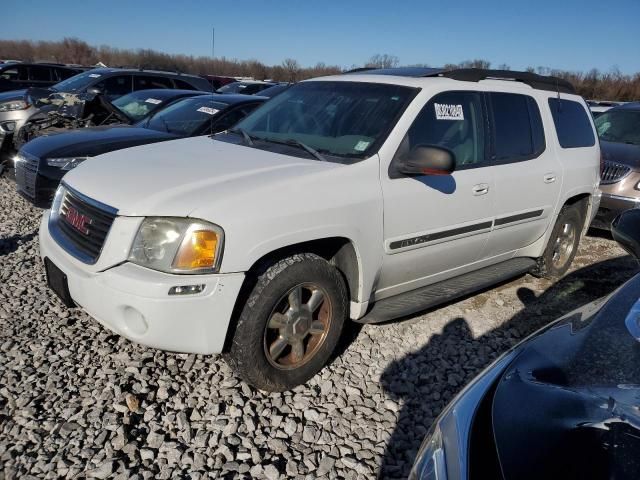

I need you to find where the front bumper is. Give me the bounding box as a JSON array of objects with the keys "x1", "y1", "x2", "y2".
[
  {"x1": 592, "y1": 192, "x2": 640, "y2": 230},
  {"x1": 39, "y1": 213, "x2": 245, "y2": 354}
]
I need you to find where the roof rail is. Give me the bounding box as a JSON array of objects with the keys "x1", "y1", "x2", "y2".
[{"x1": 431, "y1": 68, "x2": 576, "y2": 94}]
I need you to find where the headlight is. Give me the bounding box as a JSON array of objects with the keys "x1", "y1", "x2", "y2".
[
  {"x1": 409, "y1": 351, "x2": 517, "y2": 480},
  {"x1": 0, "y1": 100, "x2": 29, "y2": 112},
  {"x1": 128, "y1": 217, "x2": 224, "y2": 274},
  {"x1": 46, "y1": 157, "x2": 88, "y2": 171}
]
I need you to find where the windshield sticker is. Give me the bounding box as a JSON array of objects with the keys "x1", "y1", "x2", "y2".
[
  {"x1": 354, "y1": 140, "x2": 370, "y2": 152},
  {"x1": 88, "y1": 74, "x2": 101, "y2": 78},
  {"x1": 435, "y1": 103, "x2": 464, "y2": 121},
  {"x1": 197, "y1": 106, "x2": 219, "y2": 115},
  {"x1": 145, "y1": 98, "x2": 162, "y2": 105}
]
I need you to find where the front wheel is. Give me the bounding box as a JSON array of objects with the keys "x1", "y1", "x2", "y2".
[
  {"x1": 226, "y1": 253, "x2": 348, "y2": 391},
  {"x1": 532, "y1": 204, "x2": 584, "y2": 279}
]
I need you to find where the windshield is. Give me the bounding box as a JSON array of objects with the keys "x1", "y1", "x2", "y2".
[
  {"x1": 595, "y1": 110, "x2": 640, "y2": 146},
  {"x1": 233, "y1": 81, "x2": 417, "y2": 159},
  {"x1": 112, "y1": 91, "x2": 170, "y2": 122},
  {"x1": 143, "y1": 96, "x2": 229, "y2": 136},
  {"x1": 217, "y1": 82, "x2": 250, "y2": 93},
  {"x1": 52, "y1": 70, "x2": 103, "y2": 93}
]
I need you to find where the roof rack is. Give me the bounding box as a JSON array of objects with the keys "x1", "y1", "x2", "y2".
[
  {"x1": 344, "y1": 66, "x2": 575, "y2": 94},
  {"x1": 428, "y1": 68, "x2": 576, "y2": 94}
]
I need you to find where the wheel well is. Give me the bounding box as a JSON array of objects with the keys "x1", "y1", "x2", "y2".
[
  {"x1": 221, "y1": 237, "x2": 360, "y2": 352},
  {"x1": 564, "y1": 193, "x2": 591, "y2": 221}
]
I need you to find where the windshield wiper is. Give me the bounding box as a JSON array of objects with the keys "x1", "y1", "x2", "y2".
[
  {"x1": 229, "y1": 128, "x2": 256, "y2": 146},
  {"x1": 283, "y1": 139, "x2": 327, "y2": 162}
]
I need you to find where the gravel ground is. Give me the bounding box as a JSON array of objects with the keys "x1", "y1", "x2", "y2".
[{"x1": 1, "y1": 174, "x2": 637, "y2": 479}]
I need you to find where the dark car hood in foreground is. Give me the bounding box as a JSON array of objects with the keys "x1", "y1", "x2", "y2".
[
  {"x1": 602, "y1": 140, "x2": 640, "y2": 168},
  {"x1": 21, "y1": 125, "x2": 178, "y2": 159},
  {"x1": 0, "y1": 88, "x2": 27, "y2": 102},
  {"x1": 492, "y1": 273, "x2": 640, "y2": 479}
]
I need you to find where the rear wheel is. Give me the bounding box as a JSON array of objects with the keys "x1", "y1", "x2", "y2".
[
  {"x1": 226, "y1": 253, "x2": 348, "y2": 391},
  {"x1": 532, "y1": 204, "x2": 584, "y2": 279}
]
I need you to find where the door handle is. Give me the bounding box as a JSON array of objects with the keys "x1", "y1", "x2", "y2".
[
  {"x1": 544, "y1": 173, "x2": 556, "y2": 183},
  {"x1": 472, "y1": 183, "x2": 489, "y2": 196}
]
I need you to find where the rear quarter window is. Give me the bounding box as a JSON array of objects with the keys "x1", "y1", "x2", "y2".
[{"x1": 548, "y1": 98, "x2": 596, "y2": 148}]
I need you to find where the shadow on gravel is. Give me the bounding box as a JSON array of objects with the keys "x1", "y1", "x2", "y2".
[
  {"x1": 378, "y1": 255, "x2": 638, "y2": 479},
  {"x1": 0, "y1": 232, "x2": 36, "y2": 256}
]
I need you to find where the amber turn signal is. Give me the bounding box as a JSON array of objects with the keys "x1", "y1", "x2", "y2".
[{"x1": 173, "y1": 230, "x2": 218, "y2": 270}]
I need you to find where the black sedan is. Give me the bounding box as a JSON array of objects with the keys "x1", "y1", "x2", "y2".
[
  {"x1": 410, "y1": 208, "x2": 640, "y2": 479},
  {"x1": 15, "y1": 93, "x2": 266, "y2": 206}
]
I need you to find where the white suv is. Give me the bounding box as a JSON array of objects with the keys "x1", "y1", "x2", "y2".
[{"x1": 39, "y1": 67, "x2": 601, "y2": 391}]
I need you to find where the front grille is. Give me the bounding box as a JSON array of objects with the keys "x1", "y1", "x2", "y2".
[
  {"x1": 601, "y1": 161, "x2": 631, "y2": 185},
  {"x1": 15, "y1": 152, "x2": 40, "y2": 200},
  {"x1": 54, "y1": 188, "x2": 117, "y2": 263}
]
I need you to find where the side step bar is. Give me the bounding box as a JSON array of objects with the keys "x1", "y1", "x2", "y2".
[{"x1": 356, "y1": 257, "x2": 536, "y2": 324}]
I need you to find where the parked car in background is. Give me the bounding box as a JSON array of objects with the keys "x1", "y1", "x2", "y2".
[
  {"x1": 202, "y1": 75, "x2": 237, "y2": 90},
  {"x1": 16, "y1": 93, "x2": 265, "y2": 206},
  {"x1": 410, "y1": 207, "x2": 640, "y2": 480},
  {"x1": 216, "y1": 80, "x2": 280, "y2": 95},
  {"x1": 587, "y1": 100, "x2": 626, "y2": 118},
  {"x1": 257, "y1": 83, "x2": 292, "y2": 98},
  {"x1": 0, "y1": 68, "x2": 211, "y2": 171},
  {"x1": 38, "y1": 68, "x2": 599, "y2": 391},
  {"x1": 591, "y1": 102, "x2": 640, "y2": 230},
  {"x1": 14, "y1": 88, "x2": 207, "y2": 149},
  {"x1": 0, "y1": 62, "x2": 85, "y2": 93}
]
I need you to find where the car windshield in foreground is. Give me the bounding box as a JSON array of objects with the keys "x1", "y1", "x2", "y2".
[
  {"x1": 51, "y1": 70, "x2": 103, "y2": 93},
  {"x1": 233, "y1": 81, "x2": 417, "y2": 161},
  {"x1": 142, "y1": 97, "x2": 229, "y2": 136},
  {"x1": 112, "y1": 91, "x2": 170, "y2": 122},
  {"x1": 595, "y1": 110, "x2": 640, "y2": 146}
]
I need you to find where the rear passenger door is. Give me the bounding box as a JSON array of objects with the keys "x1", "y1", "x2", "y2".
[{"x1": 483, "y1": 92, "x2": 562, "y2": 257}]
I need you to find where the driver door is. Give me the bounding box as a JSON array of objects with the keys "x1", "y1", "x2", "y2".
[{"x1": 377, "y1": 91, "x2": 495, "y2": 299}]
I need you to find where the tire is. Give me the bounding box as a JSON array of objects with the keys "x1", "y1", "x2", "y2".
[
  {"x1": 226, "y1": 253, "x2": 348, "y2": 391},
  {"x1": 532, "y1": 203, "x2": 584, "y2": 279}
]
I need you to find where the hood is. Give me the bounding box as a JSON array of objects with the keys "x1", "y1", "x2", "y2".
[
  {"x1": 21, "y1": 125, "x2": 177, "y2": 159},
  {"x1": 601, "y1": 140, "x2": 640, "y2": 168},
  {"x1": 0, "y1": 89, "x2": 27, "y2": 102},
  {"x1": 491, "y1": 273, "x2": 640, "y2": 479},
  {"x1": 62, "y1": 135, "x2": 341, "y2": 217}
]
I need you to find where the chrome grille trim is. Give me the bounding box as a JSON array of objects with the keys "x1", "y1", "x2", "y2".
[
  {"x1": 14, "y1": 152, "x2": 40, "y2": 200},
  {"x1": 601, "y1": 161, "x2": 631, "y2": 185},
  {"x1": 49, "y1": 184, "x2": 118, "y2": 264}
]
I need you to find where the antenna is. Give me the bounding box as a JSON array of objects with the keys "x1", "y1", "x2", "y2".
[{"x1": 210, "y1": 26, "x2": 215, "y2": 140}]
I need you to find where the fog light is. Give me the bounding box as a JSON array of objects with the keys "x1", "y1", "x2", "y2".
[
  {"x1": 0, "y1": 121, "x2": 16, "y2": 133},
  {"x1": 168, "y1": 284, "x2": 205, "y2": 295},
  {"x1": 122, "y1": 306, "x2": 148, "y2": 335}
]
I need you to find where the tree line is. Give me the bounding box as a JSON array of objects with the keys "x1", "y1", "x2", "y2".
[{"x1": 1, "y1": 38, "x2": 638, "y2": 100}]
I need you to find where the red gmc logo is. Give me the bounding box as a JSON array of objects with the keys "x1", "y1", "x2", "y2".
[{"x1": 63, "y1": 206, "x2": 92, "y2": 235}]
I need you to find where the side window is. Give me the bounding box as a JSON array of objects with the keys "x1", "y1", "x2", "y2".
[
  {"x1": 214, "y1": 107, "x2": 250, "y2": 132},
  {"x1": 394, "y1": 91, "x2": 486, "y2": 170},
  {"x1": 0, "y1": 67, "x2": 19, "y2": 80},
  {"x1": 173, "y1": 79, "x2": 197, "y2": 90},
  {"x1": 489, "y1": 92, "x2": 545, "y2": 163},
  {"x1": 134, "y1": 75, "x2": 173, "y2": 90},
  {"x1": 55, "y1": 68, "x2": 77, "y2": 81},
  {"x1": 548, "y1": 98, "x2": 596, "y2": 148},
  {"x1": 95, "y1": 75, "x2": 133, "y2": 96},
  {"x1": 29, "y1": 65, "x2": 52, "y2": 82}
]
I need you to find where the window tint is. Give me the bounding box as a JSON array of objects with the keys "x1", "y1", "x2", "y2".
[
  {"x1": 29, "y1": 66, "x2": 52, "y2": 82},
  {"x1": 490, "y1": 92, "x2": 545, "y2": 162},
  {"x1": 0, "y1": 66, "x2": 27, "y2": 81},
  {"x1": 173, "y1": 79, "x2": 197, "y2": 90},
  {"x1": 396, "y1": 91, "x2": 486, "y2": 168},
  {"x1": 548, "y1": 98, "x2": 596, "y2": 148},
  {"x1": 95, "y1": 75, "x2": 132, "y2": 96},
  {"x1": 133, "y1": 75, "x2": 173, "y2": 90}
]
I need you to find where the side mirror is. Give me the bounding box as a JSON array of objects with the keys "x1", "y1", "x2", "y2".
[
  {"x1": 86, "y1": 87, "x2": 102, "y2": 96},
  {"x1": 399, "y1": 145, "x2": 456, "y2": 176},
  {"x1": 611, "y1": 209, "x2": 640, "y2": 260}
]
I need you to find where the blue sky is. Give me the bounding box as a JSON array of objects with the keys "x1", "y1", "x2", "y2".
[{"x1": 5, "y1": 0, "x2": 640, "y2": 73}]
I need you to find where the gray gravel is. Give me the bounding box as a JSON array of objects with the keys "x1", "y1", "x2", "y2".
[{"x1": 1, "y1": 174, "x2": 637, "y2": 479}]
